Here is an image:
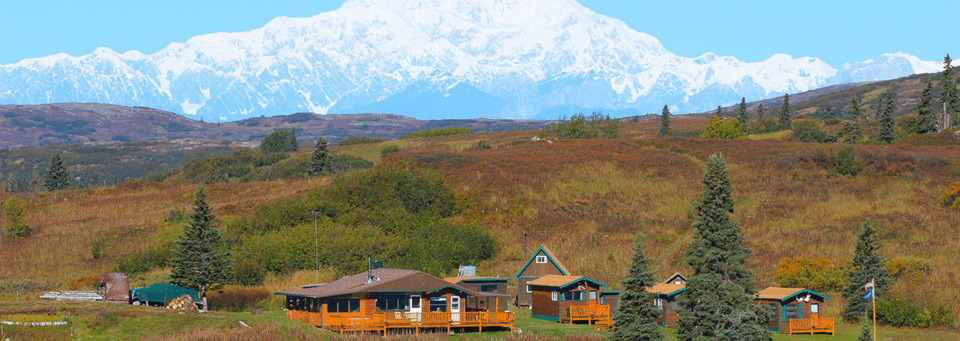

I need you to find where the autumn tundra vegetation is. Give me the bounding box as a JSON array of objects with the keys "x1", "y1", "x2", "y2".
[{"x1": 2, "y1": 64, "x2": 960, "y2": 339}]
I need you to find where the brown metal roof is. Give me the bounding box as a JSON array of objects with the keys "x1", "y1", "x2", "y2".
[
  {"x1": 756, "y1": 287, "x2": 829, "y2": 301},
  {"x1": 540, "y1": 245, "x2": 571, "y2": 275},
  {"x1": 527, "y1": 275, "x2": 607, "y2": 289},
  {"x1": 646, "y1": 283, "x2": 686, "y2": 296},
  {"x1": 276, "y1": 268, "x2": 480, "y2": 298}
]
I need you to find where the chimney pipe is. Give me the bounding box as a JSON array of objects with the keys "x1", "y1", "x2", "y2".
[{"x1": 367, "y1": 254, "x2": 373, "y2": 284}]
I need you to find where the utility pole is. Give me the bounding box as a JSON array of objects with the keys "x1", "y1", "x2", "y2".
[{"x1": 309, "y1": 211, "x2": 322, "y2": 284}]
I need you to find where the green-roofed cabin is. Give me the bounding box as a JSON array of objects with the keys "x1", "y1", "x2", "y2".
[
  {"x1": 527, "y1": 275, "x2": 613, "y2": 329},
  {"x1": 646, "y1": 283, "x2": 686, "y2": 327},
  {"x1": 513, "y1": 245, "x2": 570, "y2": 308}
]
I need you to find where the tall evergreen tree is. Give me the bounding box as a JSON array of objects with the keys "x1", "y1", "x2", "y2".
[
  {"x1": 715, "y1": 105, "x2": 723, "y2": 117},
  {"x1": 660, "y1": 105, "x2": 671, "y2": 136},
  {"x1": 940, "y1": 54, "x2": 959, "y2": 130},
  {"x1": 611, "y1": 233, "x2": 665, "y2": 341},
  {"x1": 737, "y1": 97, "x2": 749, "y2": 132},
  {"x1": 756, "y1": 104, "x2": 765, "y2": 129},
  {"x1": 842, "y1": 220, "x2": 893, "y2": 322},
  {"x1": 839, "y1": 95, "x2": 864, "y2": 144},
  {"x1": 170, "y1": 185, "x2": 232, "y2": 310},
  {"x1": 44, "y1": 152, "x2": 70, "y2": 191},
  {"x1": 677, "y1": 154, "x2": 770, "y2": 341},
  {"x1": 306, "y1": 136, "x2": 329, "y2": 177},
  {"x1": 778, "y1": 93, "x2": 792, "y2": 129},
  {"x1": 876, "y1": 91, "x2": 898, "y2": 144},
  {"x1": 916, "y1": 79, "x2": 937, "y2": 134}
]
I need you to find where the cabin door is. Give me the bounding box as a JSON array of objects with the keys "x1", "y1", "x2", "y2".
[
  {"x1": 810, "y1": 303, "x2": 820, "y2": 319},
  {"x1": 450, "y1": 296, "x2": 461, "y2": 322},
  {"x1": 410, "y1": 295, "x2": 422, "y2": 315}
]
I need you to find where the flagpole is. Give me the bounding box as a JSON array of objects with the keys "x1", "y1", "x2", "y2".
[{"x1": 872, "y1": 278, "x2": 876, "y2": 341}]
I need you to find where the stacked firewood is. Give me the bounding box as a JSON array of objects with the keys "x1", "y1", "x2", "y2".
[{"x1": 166, "y1": 295, "x2": 198, "y2": 311}]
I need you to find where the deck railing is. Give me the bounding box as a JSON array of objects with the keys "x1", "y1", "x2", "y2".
[
  {"x1": 560, "y1": 302, "x2": 612, "y2": 327},
  {"x1": 787, "y1": 317, "x2": 835, "y2": 335},
  {"x1": 290, "y1": 310, "x2": 514, "y2": 334}
]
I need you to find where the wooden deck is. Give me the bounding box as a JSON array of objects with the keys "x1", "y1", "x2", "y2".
[
  {"x1": 786, "y1": 317, "x2": 835, "y2": 335},
  {"x1": 287, "y1": 310, "x2": 514, "y2": 334},
  {"x1": 559, "y1": 302, "x2": 613, "y2": 330}
]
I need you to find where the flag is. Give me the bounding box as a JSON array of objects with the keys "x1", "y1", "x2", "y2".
[
  {"x1": 863, "y1": 278, "x2": 875, "y2": 291},
  {"x1": 863, "y1": 288, "x2": 874, "y2": 300}
]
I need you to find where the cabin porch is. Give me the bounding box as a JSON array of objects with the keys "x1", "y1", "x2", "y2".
[{"x1": 785, "y1": 317, "x2": 835, "y2": 335}]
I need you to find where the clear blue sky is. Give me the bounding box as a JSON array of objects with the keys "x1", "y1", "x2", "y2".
[{"x1": 1, "y1": 0, "x2": 956, "y2": 66}]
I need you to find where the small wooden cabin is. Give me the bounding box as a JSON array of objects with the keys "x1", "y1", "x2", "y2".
[
  {"x1": 444, "y1": 276, "x2": 509, "y2": 312},
  {"x1": 599, "y1": 291, "x2": 620, "y2": 316},
  {"x1": 646, "y1": 283, "x2": 686, "y2": 327},
  {"x1": 276, "y1": 268, "x2": 513, "y2": 334},
  {"x1": 514, "y1": 245, "x2": 570, "y2": 308},
  {"x1": 754, "y1": 287, "x2": 833, "y2": 335},
  {"x1": 528, "y1": 275, "x2": 613, "y2": 328}
]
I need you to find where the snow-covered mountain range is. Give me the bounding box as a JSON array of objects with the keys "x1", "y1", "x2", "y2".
[{"x1": 0, "y1": 0, "x2": 942, "y2": 121}]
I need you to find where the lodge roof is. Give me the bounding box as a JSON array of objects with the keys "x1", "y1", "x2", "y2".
[
  {"x1": 275, "y1": 268, "x2": 480, "y2": 299},
  {"x1": 514, "y1": 245, "x2": 570, "y2": 278},
  {"x1": 664, "y1": 272, "x2": 687, "y2": 284},
  {"x1": 527, "y1": 275, "x2": 608, "y2": 289},
  {"x1": 756, "y1": 287, "x2": 830, "y2": 302},
  {"x1": 646, "y1": 283, "x2": 686, "y2": 297}
]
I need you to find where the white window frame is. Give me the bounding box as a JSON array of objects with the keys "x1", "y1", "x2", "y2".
[
  {"x1": 526, "y1": 284, "x2": 532, "y2": 293},
  {"x1": 536, "y1": 255, "x2": 547, "y2": 264},
  {"x1": 655, "y1": 298, "x2": 663, "y2": 309},
  {"x1": 589, "y1": 291, "x2": 597, "y2": 300},
  {"x1": 551, "y1": 291, "x2": 558, "y2": 301}
]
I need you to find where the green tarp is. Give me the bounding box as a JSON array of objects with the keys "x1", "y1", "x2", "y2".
[{"x1": 129, "y1": 283, "x2": 199, "y2": 304}]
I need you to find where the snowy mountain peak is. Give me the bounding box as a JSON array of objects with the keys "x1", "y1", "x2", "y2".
[{"x1": 0, "y1": 0, "x2": 940, "y2": 121}]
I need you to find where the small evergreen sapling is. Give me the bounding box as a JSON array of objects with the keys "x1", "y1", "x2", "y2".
[
  {"x1": 611, "y1": 233, "x2": 664, "y2": 341},
  {"x1": 45, "y1": 152, "x2": 70, "y2": 191},
  {"x1": 659, "y1": 105, "x2": 671, "y2": 136},
  {"x1": 779, "y1": 93, "x2": 792, "y2": 130},
  {"x1": 737, "y1": 97, "x2": 749, "y2": 133}
]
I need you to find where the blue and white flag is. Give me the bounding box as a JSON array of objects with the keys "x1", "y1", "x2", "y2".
[{"x1": 863, "y1": 288, "x2": 874, "y2": 299}]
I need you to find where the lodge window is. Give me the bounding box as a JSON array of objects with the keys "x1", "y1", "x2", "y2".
[
  {"x1": 526, "y1": 285, "x2": 532, "y2": 293},
  {"x1": 551, "y1": 291, "x2": 558, "y2": 301},
  {"x1": 536, "y1": 255, "x2": 547, "y2": 263},
  {"x1": 562, "y1": 291, "x2": 586, "y2": 301},
  {"x1": 480, "y1": 284, "x2": 499, "y2": 293},
  {"x1": 783, "y1": 304, "x2": 801, "y2": 321},
  {"x1": 655, "y1": 298, "x2": 663, "y2": 310},
  {"x1": 376, "y1": 294, "x2": 410, "y2": 312},
  {"x1": 600, "y1": 296, "x2": 605, "y2": 305},
  {"x1": 429, "y1": 297, "x2": 448, "y2": 312},
  {"x1": 589, "y1": 291, "x2": 597, "y2": 300},
  {"x1": 307, "y1": 297, "x2": 319, "y2": 313},
  {"x1": 326, "y1": 298, "x2": 360, "y2": 313}
]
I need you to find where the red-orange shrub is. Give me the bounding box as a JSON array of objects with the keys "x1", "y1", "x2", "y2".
[
  {"x1": 885, "y1": 257, "x2": 931, "y2": 279},
  {"x1": 775, "y1": 255, "x2": 848, "y2": 292},
  {"x1": 65, "y1": 275, "x2": 101, "y2": 290}
]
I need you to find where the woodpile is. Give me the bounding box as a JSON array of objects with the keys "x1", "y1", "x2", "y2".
[{"x1": 166, "y1": 295, "x2": 198, "y2": 311}]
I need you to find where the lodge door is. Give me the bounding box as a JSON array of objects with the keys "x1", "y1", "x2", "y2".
[
  {"x1": 451, "y1": 296, "x2": 461, "y2": 322},
  {"x1": 810, "y1": 303, "x2": 820, "y2": 319},
  {"x1": 410, "y1": 295, "x2": 422, "y2": 314}
]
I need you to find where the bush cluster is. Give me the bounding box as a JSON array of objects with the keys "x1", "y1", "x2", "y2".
[
  {"x1": 940, "y1": 182, "x2": 960, "y2": 209},
  {"x1": 182, "y1": 149, "x2": 372, "y2": 184},
  {"x1": 876, "y1": 297, "x2": 955, "y2": 328},
  {"x1": 775, "y1": 255, "x2": 849, "y2": 292},
  {"x1": 700, "y1": 116, "x2": 746, "y2": 139},
  {"x1": 400, "y1": 127, "x2": 474, "y2": 139},
  {"x1": 207, "y1": 285, "x2": 272, "y2": 312},
  {"x1": 259, "y1": 129, "x2": 298, "y2": 153},
  {"x1": 884, "y1": 257, "x2": 931, "y2": 279},
  {"x1": 380, "y1": 145, "x2": 400, "y2": 157},
  {"x1": 833, "y1": 146, "x2": 862, "y2": 176},
  {"x1": 114, "y1": 247, "x2": 173, "y2": 276},
  {"x1": 337, "y1": 136, "x2": 387, "y2": 147},
  {"x1": 540, "y1": 112, "x2": 620, "y2": 139},
  {"x1": 791, "y1": 120, "x2": 837, "y2": 143}
]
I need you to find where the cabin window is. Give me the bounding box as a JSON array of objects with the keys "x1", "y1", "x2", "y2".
[
  {"x1": 296, "y1": 297, "x2": 306, "y2": 311},
  {"x1": 551, "y1": 291, "x2": 558, "y2": 301},
  {"x1": 286, "y1": 296, "x2": 295, "y2": 310},
  {"x1": 327, "y1": 298, "x2": 360, "y2": 313},
  {"x1": 429, "y1": 297, "x2": 448, "y2": 312},
  {"x1": 811, "y1": 303, "x2": 819, "y2": 314},
  {"x1": 600, "y1": 296, "x2": 605, "y2": 304},
  {"x1": 536, "y1": 255, "x2": 547, "y2": 264},
  {"x1": 784, "y1": 304, "x2": 800, "y2": 321},
  {"x1": 589, "y1": 291, "x2": 597, "y2": 300},
  {"x1": 655, "y1": 298, "x2": 663, "y2": 310},
  {"x1": 376, "y1": 294, "x2": 410, "y2": 311},
  {"x1": 526, "y1": 285, "x2": 532, "y2": 293},
  {"x1": 307, "y1": 298, "x2": 319, "y2": 313},
  {"x1": 480, "y1": 284, "x2": 499, "y2": 293},
  {"x1": 669, "y1": 300, "x2": 675, "y2": 311}
]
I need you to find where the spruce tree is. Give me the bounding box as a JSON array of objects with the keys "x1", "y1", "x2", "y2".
[
  {"x1": 715, "y1": 105, "x2": 722, "y2": 117},
  {"x1": 677, "y1": 154, "x2": 770, "y2": 341},
  {"x1": 842, "y1": 220, "x2": 893, "y2": 322},
  {"x1": 170, "y1": 185, "x2": 232, "y2": 310},
  {"x1": 44, "y1": 152, "x2": 70, "y2": 191},
  {"x1": 737, "y1": 97, "x2": 749, "y2": 133},
  {"x1": 917, "y1": 79, "x2": 937, "y2": 134},
  {"x1": 659, "y1": 105, "x2": 671, "y2": 136},
  {"x1": 611, "y1": 233, "x2": 665, "y2": 341},
  {"x1": 839, "y1": 95, "x2": 864, "y2": 144},
  {"x1": 858, "y1": 320, "x2": 874, "y2": 341},
  {"x1": 756, "y1": 104, "x2": 765, "y2": 130},
  {"x1": 778, "y1": 93, "x2": 792, "y2": 130},
  {"x1": 876, "y1": 91, "x2": 898, "y2": 144},
  {"x1": 306, "y1": 136, "x2": 329, "y2": 177},
  {"x1": 940, "y1": 54, "x2": 959, "y2": 130}
]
